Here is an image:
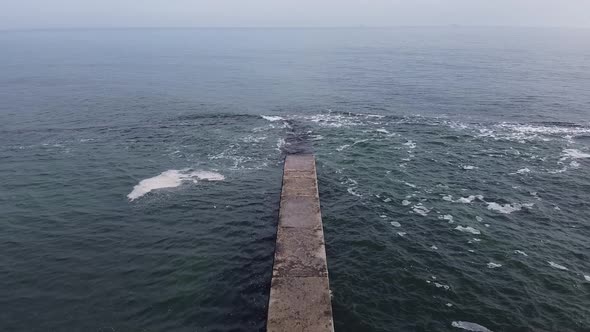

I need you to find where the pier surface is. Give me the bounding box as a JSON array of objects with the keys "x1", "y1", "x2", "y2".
[{"x1": 267, "y1": 155, "x2": 334, "y2": 332}]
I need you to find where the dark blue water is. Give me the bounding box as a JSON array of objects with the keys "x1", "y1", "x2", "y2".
[{"x1": 1, "y1": 27, "x2": 589, "y2": 331}]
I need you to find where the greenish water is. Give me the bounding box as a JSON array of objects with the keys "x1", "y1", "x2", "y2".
[{"x1": 1, "y1": 28, "x2": 589, "y2": 331}]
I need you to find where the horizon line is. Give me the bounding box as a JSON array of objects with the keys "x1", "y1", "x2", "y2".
[{"x1": 1, "y1": 24, "x2": 590, "y2": 32}]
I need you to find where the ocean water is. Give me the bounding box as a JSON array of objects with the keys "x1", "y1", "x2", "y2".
[{"x1": 1, "y1": 27, "x2": 589, "y2": 331}]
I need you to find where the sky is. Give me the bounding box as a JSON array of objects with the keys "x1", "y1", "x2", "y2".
[{"x1": 1, "y1": 0, "x2": 589, "y2": 30}]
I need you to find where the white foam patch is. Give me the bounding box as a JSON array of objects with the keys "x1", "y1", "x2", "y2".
[
  {"x1": 311, "y1": 134, "x2": 324, "y2": 141},
  {"x1": 304, "y1": 113, "x2": 363, "y2": 128},
  {"x1": 455, "y1": 226, "x2": 481, "y2": 235},
  {"x1": 451, "y1": 321, "x2": 493, "y2": 332},
  {"x1": 548, "y1": 261, "x2": 568, "y2": 271},
  {"x1": 128, "y1": 169, "x2": 224, "y2": 201},
  {"x1": 241, "y1": 135, "x2": 267, "y2": 143},
  {"x1": 476, "y1": 122, "x2": 590, "y2": 143},
  {"x1": 487, "y1": 262, "x2": 502, "y2": 269},
  {"x1": 412, "y1": 204, "x2": 430, "y2": 216},
  {"x1": 548, "y1": 166, "x2": 568, "y2": 174},
  {"x1": 487, "y1": 202, "x2": 533, "y2": 214},
  {"x1": 336, "y1": 144, "x2": 350, "y2": 151},
  {"x1": 261, "y1": 115, "x2": 284, "y2": 122},
  {"x1": 276, "y1": 138, "x2": 286, "y2": 152},
  {"x1": 343, "y1": 178, "x2": 361, "y2": 197},
  {"x1": 431, "y1": 245, "x2": 438, "y2": 250},
  {"x1": 462, "y1": 165, "x2": 477, "y2": 170},
  {"x1": 434, "y1": 282, "x2": 450, "y2": 290},
  {"x1": 397, "y1": 232, "x2": 407, "y2": 237},
  {"x1": 403, "y1": 140, "x2": 416, "y2": 149},
  {"x1": 516, "y1": 168, "x2": 530, "y2": 174},
  {"x1": 442, "y1": 195, "x2": 453, "y2": 202},
  {"x1": 514, "y1": 250, "x2": 528, "y2": 257},
  {"x1": 439, "y1": 214, "x2": 454, "y2": 223},
  {"x1": 443, "y1": 194, "x2": 483, "y2": 203},
  {"x1": 563, "y1": 149, "x2": 590, "y2": 159},
  {"x1": 476, "y1": 216, "x2": 483, "y2": 222},
  {"x1": 390, "y1": 221, "x2": 401, "y2": 227},
  {"x1": 585, "y1": 275, "x2": 590, "y2": 282},
  {"x1": 455, "y1": 195, "x2": 483, "y2": 203},
  {"x1": 347, "y1": 187, "x2": 362, "y2": 197},
  {"x1": 353, "y1": 139, "x2": 369, "y2": 145},
  {"x1": 402, "y1": 200, "x2": 411, "y2": 206}
]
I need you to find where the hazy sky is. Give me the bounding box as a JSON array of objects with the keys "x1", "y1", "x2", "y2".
[{"x1": 1, "y1": 0, "x2": 589, "y2": 30}]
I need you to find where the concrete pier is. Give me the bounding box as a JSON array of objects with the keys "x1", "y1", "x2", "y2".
[{"x1": 267, "y1": 155, "x2": 334, "y2": 332}]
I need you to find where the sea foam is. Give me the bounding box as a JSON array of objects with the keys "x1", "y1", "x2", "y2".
[
  {"x1": 434, "y1": 282, "x2": 450, "y2": 290},
  {"x1": 563, "y1": 149, "x2": 590, "y2": 159},
  {"x1": 455, "y1": 226, "x2": 481, "y2": 235},
  {"x1": 412, "y1": 204, "x2": 430, "y2": 216},
  {"x1": 336, "y1": 144, "x2": 350, "y2": 151},
  {"x1": 439, "y1": 214, "x2": 454, "y2": 223},
  {"x1": 403, "y1": 140, "x2": 416, "y2": 149},
  {"x1": 260, "y1": 115, "x2": 284, "y2": 122},
  {"x1": 451, "y1": 321, "x2": 493, "y2": 332},
  {"x1": 128, "y1": 169, "x2": 224, "y2": 201},
  {"x1": 487, "y1": 262, "x2": 502, "y2": 269},
  {"x1": 486, "y1": 202, "x2": 533, "y2": 214},
  {"x1": 455, "y1": 195, "x2": 483, "y2": 203},
  {"x1": 443, "y1": 195, "x2": 483, "y2": 203},
  {"x1": 548, "y1": 261, "x2": 568, "y2": 271}
]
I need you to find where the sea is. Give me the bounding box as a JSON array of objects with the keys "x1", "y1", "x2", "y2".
[{"x1": 1, "y1": 27, "x2": 589, "y2": 332}]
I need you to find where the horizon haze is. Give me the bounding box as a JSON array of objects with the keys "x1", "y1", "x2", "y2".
[{"x1": 1, "y1": 0, "x2": 590, "y2": 30}]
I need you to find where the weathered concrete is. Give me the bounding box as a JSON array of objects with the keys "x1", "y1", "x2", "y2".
[{"x1": 267, "y1": 155, "x2": 334, "y2": 332}]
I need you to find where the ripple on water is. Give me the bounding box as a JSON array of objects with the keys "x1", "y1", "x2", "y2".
[{"x1": 310, "y1": 111, "x2": 590, "y2": 331}]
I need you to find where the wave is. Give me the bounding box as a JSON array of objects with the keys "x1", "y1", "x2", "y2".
[{"x1": 128, "y1": 169, "x2": 224, "y2": 201}]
